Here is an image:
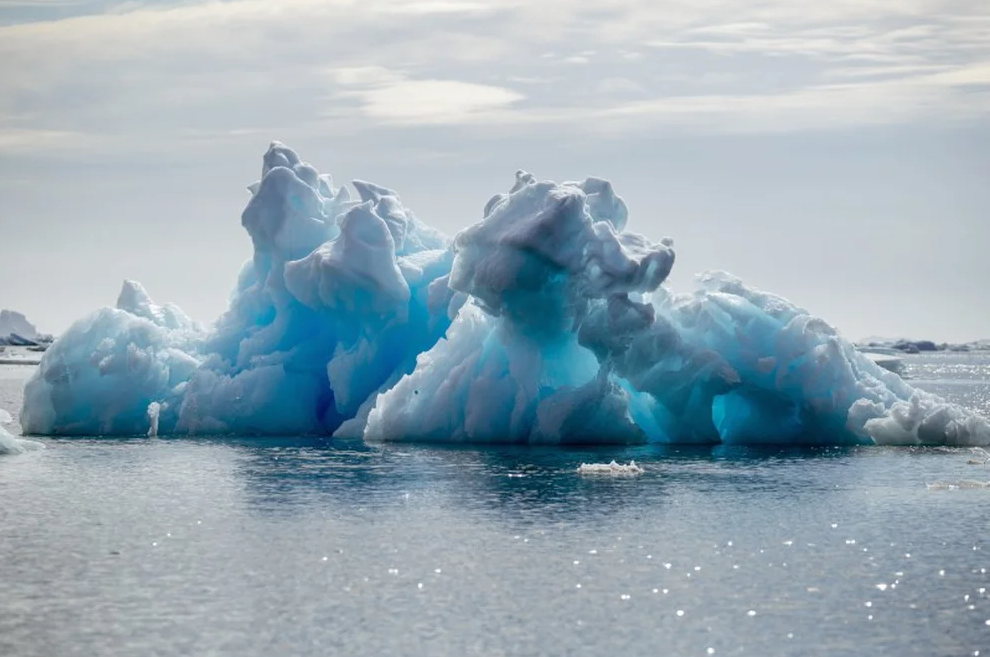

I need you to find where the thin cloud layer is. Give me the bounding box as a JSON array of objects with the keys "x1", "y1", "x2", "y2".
[{"x1": 330, "y1": 67, "x2": 524, "y2": 123}]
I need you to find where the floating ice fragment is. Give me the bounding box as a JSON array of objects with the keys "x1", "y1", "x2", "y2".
[
  {"x1": 576, "y1": 460, "x2": 645, "y2": 476},
  {"x1": 0, "y1": 407, "x2": 44, "y2": 455},
  {"x1": 969, "y1": 447, "x2": 990, "y2": 465}
]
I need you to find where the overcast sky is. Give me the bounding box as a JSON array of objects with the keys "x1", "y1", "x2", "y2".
[{"x1": 0, "y1": 0, "x2": 987, "y2": 341}]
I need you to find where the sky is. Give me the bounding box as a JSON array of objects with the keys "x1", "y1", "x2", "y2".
[{"x1": 0, "y1": 0, "x2": 987, "y2": 342}]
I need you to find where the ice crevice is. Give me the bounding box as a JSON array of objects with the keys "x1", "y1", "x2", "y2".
[{"x1": 20, "y1": 142, "x2": 990, "y2": 447}]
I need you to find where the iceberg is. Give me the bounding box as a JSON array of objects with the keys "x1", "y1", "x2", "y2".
[{"x1": 20, "y1": 142, "x2": 990, "y2": 446}]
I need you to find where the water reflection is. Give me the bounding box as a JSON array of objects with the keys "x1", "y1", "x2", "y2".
[{"x1": 221, "y1": 438, "x2": 870, "y2": 522}]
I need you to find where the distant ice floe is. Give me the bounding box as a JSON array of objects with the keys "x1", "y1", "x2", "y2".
[
  {"x1": 576, "y1": 460, "x2": 645, "y2": 476},
  {"x1": 19, "y1": 142, "x2": 990, "y2": 446},
  {"x1": 856, "y1": 350, "x2": 905, "y2": 376}
]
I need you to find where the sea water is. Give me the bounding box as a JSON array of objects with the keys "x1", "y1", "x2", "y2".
[{"x1": 1, "y1": 352, "x2": 989, "y2": 656}]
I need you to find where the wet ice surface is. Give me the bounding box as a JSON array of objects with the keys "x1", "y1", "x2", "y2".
[{"x1": 2, "y1": 354, "x2": 990, "y2": 656}]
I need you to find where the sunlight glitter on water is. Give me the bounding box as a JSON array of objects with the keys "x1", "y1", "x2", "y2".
[{"x1": 2, "y1": 354, "x2": 990, "y2": 655}]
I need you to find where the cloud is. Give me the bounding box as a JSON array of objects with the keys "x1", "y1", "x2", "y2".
[
  {"x1": 595, "y1": 77, "x2": 647, "y2": 96},
  {"x1": 0, "y1": 0, "x2": 987, "y2": 158},
  {"x1": 0, "y1": 128, "x2": 91, "y2": 152},
  {"x1": 600, "y1": 63, "x2": 990, "y2": 130},
  {"x1": 331, "y1": 67, "x2": 524, "y2": 123}
]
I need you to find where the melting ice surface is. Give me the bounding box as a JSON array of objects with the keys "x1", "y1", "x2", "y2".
[{"x1": 20, "y1": 143, "x2": 990, "y2": 446}]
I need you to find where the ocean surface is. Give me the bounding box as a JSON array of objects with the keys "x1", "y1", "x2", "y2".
[{"x1": 1, "y1": 350, "x2": 989, "y2": 656}]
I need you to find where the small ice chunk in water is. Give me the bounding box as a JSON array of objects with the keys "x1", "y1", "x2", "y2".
[
  {"x1": 969, "y1": 447, "x2": 990, "y2": 465},
  {"x1": 576, "y1": 460, "x2": 645, "y2": 476},
  {"x1": 0, "y1": 408, "x2": 44, "y2": 455}
]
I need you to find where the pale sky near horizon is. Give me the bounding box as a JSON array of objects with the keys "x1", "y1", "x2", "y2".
[{"x1": 0, "y1": 0, "x2": 987, "y2": 342}]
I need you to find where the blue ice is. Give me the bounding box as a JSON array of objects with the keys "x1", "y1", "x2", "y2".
[{"x1": 20, "y1": 143, "x2": 990, "y2": 446}]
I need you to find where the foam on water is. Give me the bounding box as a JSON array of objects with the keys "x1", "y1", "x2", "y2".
[{"x1": 20, "y1": 143, "x2": 990, "y2": 446}]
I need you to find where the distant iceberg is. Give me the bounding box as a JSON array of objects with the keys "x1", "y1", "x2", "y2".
[
  {"x1": 20, "y1": 143, "x2": 990, "y2": 446},
  {"x1": 0, "y1": 310, "x2": 39, "y2": 341}
]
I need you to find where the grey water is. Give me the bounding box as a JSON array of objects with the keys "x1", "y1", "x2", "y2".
[{"x1": 1, "y1": 353, "x2": 989, "y2": 656}]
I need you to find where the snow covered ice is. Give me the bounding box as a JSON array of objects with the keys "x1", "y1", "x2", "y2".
[{"x1": 20, "y1": 142, "x2": 990, "y2": 446}]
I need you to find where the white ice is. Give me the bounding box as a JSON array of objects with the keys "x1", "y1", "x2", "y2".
[
  {"x1": 0, "y1": 408, "x2": 44, "y2": 455},
  {"x1": 576, "y1": 460, "x2": 645, "y2": 476}
]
